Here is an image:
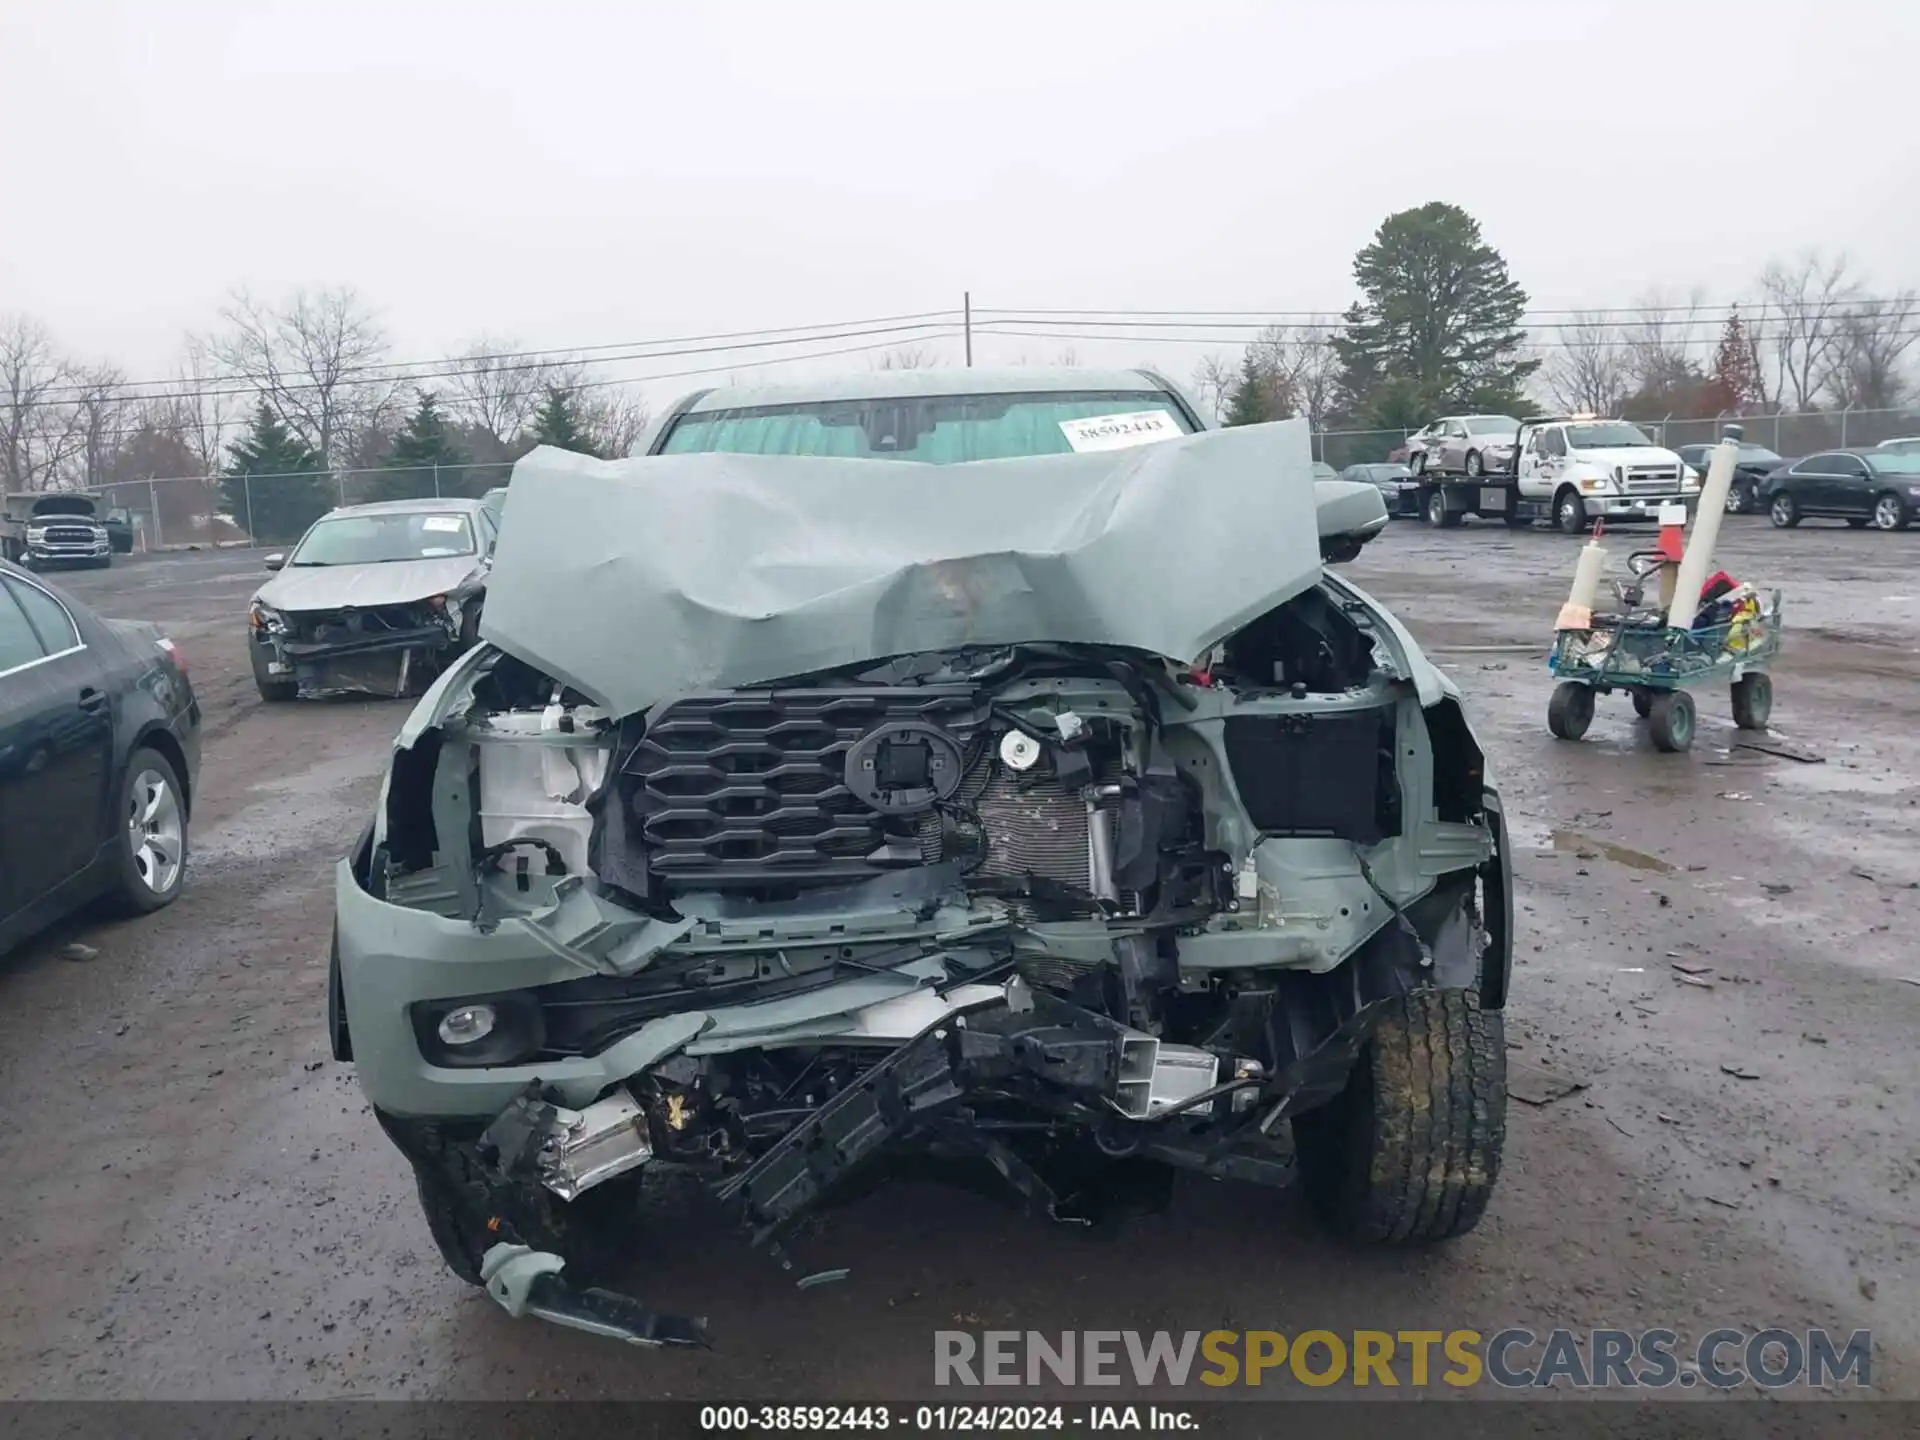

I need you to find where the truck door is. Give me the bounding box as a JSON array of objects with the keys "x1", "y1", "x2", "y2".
[{"x1": 1520, "y1": 426, "x2": 1562, "y2": 493}]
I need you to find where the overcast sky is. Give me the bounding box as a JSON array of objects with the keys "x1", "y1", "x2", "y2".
[{"x1": 3, "y1": 0, "x2": 1915, "y2": 401}]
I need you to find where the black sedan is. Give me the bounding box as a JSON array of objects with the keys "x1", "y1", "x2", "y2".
[
  {"x1": 1675, "y1": 441, "x2": 1793, "y2": 515},
  {"x1": 1763, "y1": 449, "x2": 1920, "y2": 531},
  {"x1": 1341, "y1": 461, "x2": 1420, "y2": 516},
  {"x1": 0, "y1": 559, "x2": 200, "y2": 955}
]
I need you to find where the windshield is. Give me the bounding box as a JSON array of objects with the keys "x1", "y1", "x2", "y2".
[
  {"x1": 659, "y1": 390, "x2": 1197, "y2": 463},
  {"x1": 289, "y1": 511, "x2": 476, "y2": 566},
  {"x1": 1465, "y1": 415, "x2": 1521, "y2": 436},
  {"x1": 1877, "y1": 438, "x2": 1920, "y2": 455},
  {"x1": 1567, "y1": 422, "x2": 1655, "y2": 449},
  {"x1": 1362, "y1": 464, "x2": 1412, "y2": 479},
  {"x1": 1869, "y1": 452, "x2": 1920, "y2": 475}
]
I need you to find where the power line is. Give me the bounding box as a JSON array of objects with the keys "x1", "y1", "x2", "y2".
[
  {"x1": 33, "y1": 319, "x2": 967, "y2": 409},
  {"x1": 972, "y1": 321, "x2": 1920, "y2": 351}
]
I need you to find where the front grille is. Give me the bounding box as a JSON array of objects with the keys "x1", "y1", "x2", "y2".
[
  {"x1": 42, "y1": 525, "x2": 100, "y2": 545},
  {"x1": 1622, "y1": 466, "x2": 1681, "y2": 493},
  {"x1": 291, "y1": 604, "x2": 429, "y2": 643},
  {"x1": 626, "y1": 686, "x2": 990, "y2": 886}
]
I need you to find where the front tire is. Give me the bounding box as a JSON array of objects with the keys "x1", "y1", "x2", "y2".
[
  {"x1": 249, "y1": 638, "x2": 298, "y2": 702},
  {"x1": 1873, "y1": 493, "x2": 1910, "y2": 531},
  {"x1": 1648, "y1": 689, "x2": 1696, "y2": 753},
  {"x1": 1731, "y1": 672, "x2": 1773, "y2": 731},
  {"x1": 1547, "y1": 681, "x2": 1594, "y2": 740},
  {"x1": 1411, "y1": 451, "x2": 1427, "y2": 477},
  {"x1": 1293, "y1": 989, "x2": 1507, "y2": 1245},
  {"x1": 1554, "y1": 488, "x2": 1588, "y2": 535},
  {"x1": 107, "y1": 747, "x2": 188, "y2": 916},
  {"x1": 1631, "y1": 687, "x2": 1654, "y2": 718},
  {"x1": 1770, "y1": 493, "x2": 1800, "y2": 528},
  {"x1": 1426, "y1": 488, "x2": 1460, "y2": 529},
  {"x1": 1465, "y1": 450, "x2": 1483, "y2": 478},
  {"x1": 1725, "y1": 480, "x2": 1753, "y2": 515}
]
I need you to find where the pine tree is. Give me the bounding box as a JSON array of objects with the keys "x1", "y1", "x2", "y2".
[
  {"x1": 1223, "y1": 349, "x2": 1293, "y2": 427},
  {"x1": 222, "y1": 399, "x2": 330, "y2": 543},
  {"x1": 1331, "y1": 203, "x2": 1538, "y2": 426},
  {"x1": 1701, "y1": 308, "x2": 1763, "y2": 415},
  {"x1": 528, "y1": 387, "x2": 594, "y2": 455},
  {"x1": 371, "y1": 391, "x2": 469, "y2": 501}
]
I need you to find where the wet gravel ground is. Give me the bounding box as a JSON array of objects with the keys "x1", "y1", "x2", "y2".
[{"x1": 0, "y1": 522, "x2": 1915, "y2": 1413}]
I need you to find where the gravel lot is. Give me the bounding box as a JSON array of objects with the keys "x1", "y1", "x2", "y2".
[{"x1": 1, "y1": 518, "x2": 1915, "y2": 1413}]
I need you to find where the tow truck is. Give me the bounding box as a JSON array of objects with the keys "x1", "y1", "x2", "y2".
[{"x1": 1416, "y1": 414, "x2": 1700, "y2": 534}]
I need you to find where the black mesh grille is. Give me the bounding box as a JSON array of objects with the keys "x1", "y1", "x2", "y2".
[{"x1": 626, "y1": 687, "x2": 988, "y2": 885}]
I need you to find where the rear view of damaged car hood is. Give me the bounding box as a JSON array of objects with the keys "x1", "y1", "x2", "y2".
[{"x1": 480, "y1": 423, "x2": 1324, "y2": 718}]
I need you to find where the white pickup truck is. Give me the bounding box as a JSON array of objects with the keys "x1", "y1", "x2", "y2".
[{"x1": 1416, "y1": 414, "x2": 1700, "y2": 534}]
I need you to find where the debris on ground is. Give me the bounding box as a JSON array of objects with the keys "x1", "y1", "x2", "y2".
[
  {"x1": 1670, "y1": 959, "x2": 1713, "y2": 976},
  {"x1": 1734, "y1": 736, "x2": 1824, "y2": 764},
  {"x1": 1704, "y1": 1194, "x2": 1744, "y2": 1210},
  {"x1": 1674, "y1": 973, "x2": 1716, "y2": 989},
  {"x1": 1508, "y1": 1062, "x2": 1589, "y2": 1106},
  {"x1": 1761, "y1": 882, "x2": 1794, "y2": 898},
  {"x1": 1859, "y1": 1278, "x2": 1878, "y2": 1302},
  {"x1": 1720, "y1": 1064, "x2": 1761, "y2": 1080},
  {"x1": 797, "y1": 1269, "x2": 851, "y2": 1290},
  {"x1": 60, "y1": 943, "x2": 99, "y2": 962}
]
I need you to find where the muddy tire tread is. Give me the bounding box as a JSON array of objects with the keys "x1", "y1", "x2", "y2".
[{"x1": 1299, "y1": 989, "x2": 1506, "y2": 1246}]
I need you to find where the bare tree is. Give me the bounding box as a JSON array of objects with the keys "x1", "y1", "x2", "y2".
[
  {"x1": 0, "y1": 314, "x2": 80, "y2": 491},
  {"x1": 1190, "y1": 354, "x2": 1236, "y2": 421},
  {"x1": 1817, "y1": 291, "x2": 1917, "y2": 411},
  {"x1": 1759, "y1": 252, "x2": 1859, "y2": 410},
  {"x1": 1284, "y1": 318, "x2": 1342, "y2": 431},
  {"x1": 168, "y1": 334, "x2": 236, "y2": 477},
  {"x1": 578, "y1": 386, "x2": 652, "y2": 459},
  {"x1": 870, "y1": 346, "x2": 941, "y2": 371},
  {"x1": 69, "y1": 365, "x2": 129, "y2": 487},
  {"x1": 210, "y1": 287, "x2": 395, "y2": 469},
  {"x1": 1621, "y1": 287, "x2": 1710, "y2": 394},
  {"x1": 1543, "y1": 311, "x2": 1630, "y2": 415},
  {"x1": 447, "y1": 337, "x2": 584, "y2": 446}
]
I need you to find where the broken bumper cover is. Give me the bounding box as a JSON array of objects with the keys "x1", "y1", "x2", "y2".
[{"x1": 267, "y1": 625, "x2": 454, "y2": 696}]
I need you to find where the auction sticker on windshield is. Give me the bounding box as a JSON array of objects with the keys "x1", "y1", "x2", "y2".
[
  {"x1": 1059, "y1": 410, "x2": 1182, "y2": 453},
  {"x1": 421, "y1": 516, "x2": 464, "y2": 532}
]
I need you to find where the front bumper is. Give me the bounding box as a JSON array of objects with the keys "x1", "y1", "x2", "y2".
[
  {"x1": 259, "y1": 624, "x2": 454, "y2": 697},
  {"x1": 1587, "y1": 493, "x2": 1697, "y2": 520},
  {"x1": 26, "y1": 540, "x2": 110, "y2": 563}
]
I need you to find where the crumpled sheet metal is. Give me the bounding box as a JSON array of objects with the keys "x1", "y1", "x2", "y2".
[{"x1": 480, "y1": 420, "x2": 1323, "y2": 719}]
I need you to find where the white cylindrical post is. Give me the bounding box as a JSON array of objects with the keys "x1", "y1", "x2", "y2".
[
  {"x1": 1556, "y1": 535, "x2": 1609, "y2": 631},
  {"x1": 1666, "y1": 426, "x2": 1742, "y2": 630}
]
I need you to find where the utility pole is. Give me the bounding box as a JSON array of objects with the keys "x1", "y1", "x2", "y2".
[{"x1": 964, "y1": 291, "x2": 972, "y2": 368}]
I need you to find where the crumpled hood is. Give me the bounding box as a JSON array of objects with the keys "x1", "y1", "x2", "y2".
[
  {"x1": 255, "y1": 555, "x2": 484, "y2": 613},
  {"x1": 482, "y1": 422, "x2": 1325, "y2": 719}
]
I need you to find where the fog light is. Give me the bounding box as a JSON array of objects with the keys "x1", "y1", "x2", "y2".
[{"x1": 437, "y1": 1003, "x2": 497, "y2": 1046}]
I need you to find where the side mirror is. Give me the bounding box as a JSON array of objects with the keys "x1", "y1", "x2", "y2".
[{"x1": 263, "y1": 552, "x2": 286, "y2": 572}]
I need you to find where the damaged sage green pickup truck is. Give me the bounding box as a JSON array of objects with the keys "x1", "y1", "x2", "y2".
[{"x1": 327, "y1": 368, "x2": 1512, "y2": 1348}]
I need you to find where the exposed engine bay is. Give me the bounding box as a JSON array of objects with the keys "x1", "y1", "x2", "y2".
[
  {"x1": 252, "y1": 597, "x2": 469, "y2": 698},
  {"x1": 342, "y1": 574, "x2": 1509, "y2": 1348}
]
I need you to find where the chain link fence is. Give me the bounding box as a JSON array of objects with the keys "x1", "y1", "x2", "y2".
[{"x1": 80, "y1": 408, "x2": 1920, "y2": 551}]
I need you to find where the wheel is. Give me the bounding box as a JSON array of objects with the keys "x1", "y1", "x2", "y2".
[
  {"x1": 1724, "y1": 480, "x2": 1752, "y2": 515},
  {"x1": 1425, "y1": 488, "x2": 1460, "y2": 529},
  {"x1": 1647, "y1": 689, "x2": 1696, "y2": 753},
  {"x1": 1411, "y1": 451, "x2": 1427, "y2": 477},
  {"x1": 1554, "y1": 488, "x2": 1588, "y2": 535},
  {"x1": 1293, "y1": 988, "x2": 1507, "y2": 1245},
  {"x1": 1873, "y1": 492, "x2": 1910, "y2": 531},
  {"x1": 1547, "y1": 681, "x2": 1594, "y2": 740},
  {"x1": 1631, "y1": 687, "x2": 1653, "y2": 718},
  {"x1": 107, "y1": 748, "x2": 188, "y2": 916},
  {"x1": 1731, "y1": 672, "x2": 1773, "y2": 731},
  {"x1": 1465, "y1": 450, "x2": 1483, "y2": 478},
  {"x1": 1769, "y1": 492, "x2": 1800, "y2": 528},
  {"x1": 249, "y1": 637, "x2": 298, "y2": 701}
]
